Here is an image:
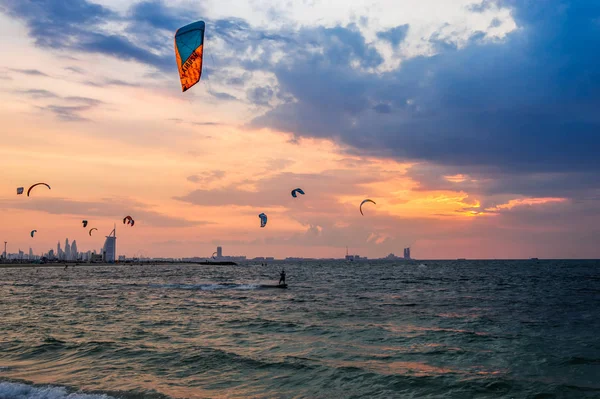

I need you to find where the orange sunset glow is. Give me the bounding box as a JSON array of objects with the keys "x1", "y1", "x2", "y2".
[{"x1": 1, "y1": 0, "x2": 598, "y2": 260}]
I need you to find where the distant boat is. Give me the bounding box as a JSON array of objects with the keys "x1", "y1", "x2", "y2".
[
  {"x1": 530, "y1": 258, "x2": 539, "y2": 261},
  {"x1": 457, "y1": 258, "x2": 466, "y2": 261}
]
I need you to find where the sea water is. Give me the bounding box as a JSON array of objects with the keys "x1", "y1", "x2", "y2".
[{"x1": 0, "y1": 260, "x2": 598, "y2": 398}]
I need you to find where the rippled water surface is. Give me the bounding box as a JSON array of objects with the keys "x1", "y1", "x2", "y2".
[{"x1": 0, "y1": 260, "x2": 599, "y2": 398}]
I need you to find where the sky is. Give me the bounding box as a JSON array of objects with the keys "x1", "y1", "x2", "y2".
[{"x1": 0, "y1": 0, "x2": 599, "y2": 260}]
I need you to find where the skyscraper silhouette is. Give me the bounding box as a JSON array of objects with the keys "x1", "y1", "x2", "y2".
[
  {"x1": 71, "y1": 240, "x2": 78, "y2": 261},
  {"x1": 103, "y1": 226, "x2": 116, "y2": 263},
  {"x1": 65, "y1": 238, "x2": 71, "y2": 261}
]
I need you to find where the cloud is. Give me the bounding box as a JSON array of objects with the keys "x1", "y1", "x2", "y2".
[
  {"x1": 1, "y1": 0, "x2": 172, "y2": 71},
  {"x1": 10, "y1": 68, "x2": 49, "y2": 76},
  {"x1": 0, "y1": 197, "x2": 209, "y2": 228},
  {"x1": 373, "y1": 103, "x2": 392, "y2": 114},
  {"x1": 187, "y1": 170, "x2": 226, "y2": 184},
  {"x1": 1, "y1": 0, "x2": 292, "y2": 76},
  {"x1": 21, "y1": 93, "x2": 105, "y2": 121},
  {"x1": 17, "y1": 89, "x2": 59, "y2": 99},
  {"x1": 406, "y1": 163, "x2": 600, "y2": 201},
  {"x1": 484, "y1": 197, "x2": 568, "y2": 213},
  {"x1": 376, "y1": 24, "x2": 409, "y2": 48},
  {"x1": 168, "y1": 118, "x2": 224, "y2": 127},
  {"x1": 225, "y1": 72, "x2": 252, "y2": 86},
  {"x1": 14, "y1": 85, "x2": 104, "y2": 121},
  {"x1": 64, "y1": 96, "x2": 104, "y2": 106},
  {"x1": 266, "y1": 158, "x2": 294, "y2": 171},
  {"x1": 192, "y1": 121, "x2": 223, "y2": 126},
  {"x1": 83, "y1": 79, "x2": 141, "y2": 88},
  {"x1": 128, "y1": 0, "x2": 191, "y2": 31},
  {"x1": 41, "y1": 105, "x2": 94, "y2": 122},
  {"x1": 80, "y1": 33, "x2": 172, "y2": 70},
  {"x1": 247, "y1": 86, "x2": 274, "y2": 106},
  {"x1": 209, "y1": 91, "x2": 238, "y2": 101},
  {"x1": 249, "y1": 0, "x2": 600, "y2": 202},
  {"x1": 468, "y1": 0, "x2": 499, "y2": 13},
  {"x1": 174, "y1": 169, "x2": 394, "y2": 209},
  {"x1": 65, "y1": 66, "x2": 85, "y2": 74}
]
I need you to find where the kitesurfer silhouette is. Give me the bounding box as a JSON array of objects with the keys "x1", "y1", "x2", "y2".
[{"x1": 279, "y1": 269, "x2": 286, "y2": 285}]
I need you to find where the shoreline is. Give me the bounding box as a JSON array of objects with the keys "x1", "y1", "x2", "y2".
[{"x1": 0, "y1": 261, "x2": 239, "y2": 269}]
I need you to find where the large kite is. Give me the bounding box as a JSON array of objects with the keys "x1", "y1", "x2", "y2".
[
  {"x1": 123, "y1": 216, "x2": 135, "y2": 227},
  {"x1": 258, "y1": 213, "x2": 268, "y2": 228},
  {"x1": 174, "y1": 21, "x2": 205, "y2": 92},
  {"x1": 360, "y1": 199, "x2": 376, "y2": 216},
  {"x1": 27, "y1": 183, "x2": 51, "y2": 197}
]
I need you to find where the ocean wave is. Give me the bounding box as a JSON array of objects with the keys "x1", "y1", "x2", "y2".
[
  {"x1": 0, "y1": 380, "x2": 115, "y2": 399},
  {"x1": 148, "y1": 283, "x2": 259, "y2": 291},
  {"x1": 0, "y1": 380, "x2": 175, "y2": 399},
  {"x1": 2, "y1": 260, "x2": 599, "y2": 398},
  {"x1": 564, "y1": 356, "x2": 600, "y2": 365}
]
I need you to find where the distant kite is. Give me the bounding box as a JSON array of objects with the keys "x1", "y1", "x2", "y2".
[
  {"x1": 291, "y1": 188, "x2": 305, "y2": 198},
  {"x1": 258, "y1": 213, "x2": 268, "y2": 228},
  {"x1": 123, "y1": 216, "x2": 135, "y2": 226},
  {"x1": 30, "y1": 230, "x2": 37, "y2": 238},
  {"x1": 82, "y1": 220, "x2": 88, "y2": 228},
  {"x1": 27, "y1": 183, "x2": 51, "y2": 197},
  {"x1": 174, "y1": 20, "x2": 205, "y2": 92},
  {"x1": 89, "y1": 228, "x2": 98, "y2": 236},
  {"x1": 360, "y1": 199, "x2": 376, "y2": 216},
  {"x1": 17, "y1": 187, "x2": 24, "y2": 195}
]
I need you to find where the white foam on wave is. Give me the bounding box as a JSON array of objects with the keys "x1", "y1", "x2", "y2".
[
  {"x1": 0, "y1": 381, "x2": 115, "y2": 399},
  {"x1": 234, "y1": 284, "x2": 259, "y2": 290},
  {"x1": 150, "y1": 283, "x2": 259, "y2": 291}
]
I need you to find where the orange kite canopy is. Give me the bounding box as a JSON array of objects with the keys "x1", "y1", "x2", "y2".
[{"x1": 174, "y1": 20, "x2": 205, "y2": 92}]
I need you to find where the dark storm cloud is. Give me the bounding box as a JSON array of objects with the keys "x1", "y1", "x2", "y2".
[
  {"x1": 407, "y1": 163, "x2": 600, "y2": 205},
  {"x1": 1, "y1": 0, "x2": 293, "y2": 78},
  {"x1": 1, "y1": 0, "x2": 171, "y2": 71},
  {"x1": 247, "y1": 86, "x2": 274, "y2": 106},
  {"x1": 128, "y1": 0, "x2": 191, "y2": 31},
  {"x1": 2, "y1": 0, "x2": 116, "y2": 48},
  {"x1": 376, "y1": 24, "x2": 409, "y2": 47},
  {"x1": 250, "y1": 0, "x2": 600, "y2": 198}
]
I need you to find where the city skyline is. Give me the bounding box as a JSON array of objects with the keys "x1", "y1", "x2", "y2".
[{"x1": 0, "y1": 1, "x2": 599, "y2": 259}]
